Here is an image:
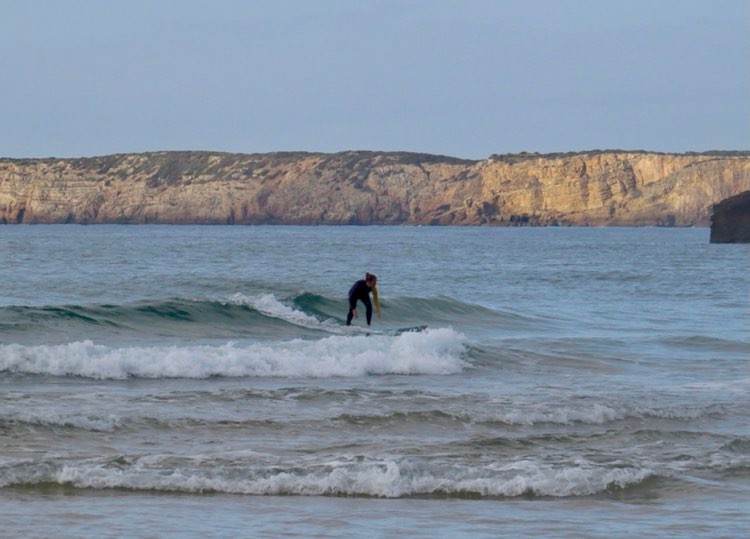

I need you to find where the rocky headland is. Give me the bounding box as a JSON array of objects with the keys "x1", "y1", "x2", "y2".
[
  {"x1": 1, "y1": 150, "x2": 749, "y2": 226},
  {"x1": 710, "y1": 190, "x2": 750, "y2": 243}
]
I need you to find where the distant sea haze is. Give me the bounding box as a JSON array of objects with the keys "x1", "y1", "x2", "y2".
[{"x1": 1, "y1": 150, "x2": 749, "y2": 226}]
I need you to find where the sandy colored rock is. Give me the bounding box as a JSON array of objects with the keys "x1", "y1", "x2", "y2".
[{"x1": 1, "y1": 150, "x2": 749, "y2": 226}]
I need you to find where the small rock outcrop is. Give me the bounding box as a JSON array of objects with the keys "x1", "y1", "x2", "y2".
[
  {"x1": 710, "y1": 190, "x2": 750, "y2": 243},
  {"x1": 1, "y1": 150, "x2": 749, "y2": 226}
]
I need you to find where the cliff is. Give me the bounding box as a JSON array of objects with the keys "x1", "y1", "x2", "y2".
[
  {"x1": 1, "y1": 150, "x2": 749, "y2": 226},
  {"x1": 710, "y1": 190, "x2": 750, "y2": 243}
]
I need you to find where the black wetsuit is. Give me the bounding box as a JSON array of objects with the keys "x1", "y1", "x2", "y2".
[{"x1": 346, "y1": 279, "x2": 373, "y2": 325}]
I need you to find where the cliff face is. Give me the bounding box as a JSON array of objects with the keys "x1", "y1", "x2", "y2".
[
  {"x1": 710, "y1": 190, "x2": 750, "y2": 243},
  {"x1": 1, "y1": 150, "x2": 749, "y2": 226}
]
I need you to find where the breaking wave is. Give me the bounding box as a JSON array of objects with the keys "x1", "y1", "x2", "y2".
[{"x1": 0, "y1": 328, "x2": 468, "y2": 379}]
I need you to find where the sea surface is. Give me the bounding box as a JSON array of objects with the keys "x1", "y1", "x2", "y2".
[{"x1": 0, "y1": 225, "x2": 747, "y2": 538}]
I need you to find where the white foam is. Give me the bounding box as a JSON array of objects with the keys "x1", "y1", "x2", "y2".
[
  {"x1": 226, "y1": 292, "x2": 339, "y2": 330},
  {"x1": 2, "y1": 456, "x2": 653, "y2": 498},
  {"x1": 0, "y1": 328, "x2": 468, "y2": 379},
  {"x1": 0, "y1": 409, "x2": 121, "y2": 432},
  {"x1": 479, "y1": 401, "x2": 730, "y2": 426},
  {"x1": 493, "y1": 403, "x2": 621, "y2": 426}
]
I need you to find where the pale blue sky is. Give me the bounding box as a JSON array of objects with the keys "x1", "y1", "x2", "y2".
[{"x1": 1, "y1": 0, "x2": 748, "y2": 159}]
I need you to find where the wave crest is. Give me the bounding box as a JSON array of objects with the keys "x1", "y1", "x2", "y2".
[
  {"x1": 0, "y1": 328, "x2": 468, "y2": 379},
  {"x1": 1, "y1": 456, "x2": 655, "y2": 499}
]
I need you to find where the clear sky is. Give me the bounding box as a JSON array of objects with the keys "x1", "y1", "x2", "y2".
[{"x1": 1, "y1": 0, "x2": 748, "y2": 159}]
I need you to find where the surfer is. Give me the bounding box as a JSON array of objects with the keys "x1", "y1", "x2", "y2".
[{"x1": 346, "y1": 272, "x2": 380, "y2": 326}]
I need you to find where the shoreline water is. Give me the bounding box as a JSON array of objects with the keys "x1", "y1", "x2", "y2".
[{"x1": 3, "y1": 488, "x2": 748, "y2": 538}]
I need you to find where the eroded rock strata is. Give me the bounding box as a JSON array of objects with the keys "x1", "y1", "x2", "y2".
[{"x1": 1, "y1": 150, "x2": 749, "y2": 226}]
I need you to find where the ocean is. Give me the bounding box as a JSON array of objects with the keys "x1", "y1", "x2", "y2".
[{"x1": 1, "y1": 225, "x2": 747, "y2": 538}]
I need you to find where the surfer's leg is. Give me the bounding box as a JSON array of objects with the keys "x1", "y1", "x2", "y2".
[
  {"x1": 346, "y1": 296, "x2": 358, "y2": 325},
  {"x1": 363, "y1": 296, "x2": 373, "y2": 325}
]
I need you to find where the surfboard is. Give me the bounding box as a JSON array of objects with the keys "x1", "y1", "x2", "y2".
[{"x1": 364, "y1": 324, "x2": 428, "y2": 336}]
